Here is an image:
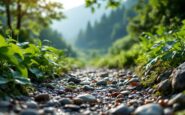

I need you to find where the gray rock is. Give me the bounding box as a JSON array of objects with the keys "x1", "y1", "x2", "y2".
[
  {"x1": 26, "y1": 101, "x2": 38, "y2": 109},
  {"x1": 0, "y1": 101, "x2": 11, "y2": 112},
  {"x1": 59, "y1": 98, "x2": 73, "y2": 106},
  {"x1": 43, "y1": 107, "x2": 56, "y2": 115},
  {"x1": 164, "y1": 108, "x2": 174, "y2": 115},
  {"x1": 99, "y1": 72, "x2": 109, "y2": 77},
  {"x1": 34, "y1": 94, "x2": 50, "y2": 103},
  {"x1": 64, "y1": 104, "x2": 80, "y2": 111},
  {"x1": 157, "y1": 70, "x2": 172, "y2": 82},
  {"x1": 134, "y1": 104, "x2": 163, "y2": 115},
  {"x1": 96, "y1": 80, "x2": 107, "y2": 86},
  {"x1": 83, "y1": 85, "x2": 94, "y2": 91},
  {"x1": 76, "y1": 94, "x2": 96, "y2": 103},
  {"x1": 68, "y1": 77, "x2": 81, "y2": 84},
  {"x1": 157, "y1": 79, "x2": 171, "y2": 94},
  {"x1": 168, "y1": 93, "x2": 185, "y2": 105},
  {"x1": 46, "y1": 100, "x2": 60, "y2": 107},
  {"x1": 110, "y1": 104, "x2": 131, "y2": 115},
  {"x1": 20, "y1": 109, "x2": 39, "y2": 115},
  {"x1": 172, "y1": 62, "x2": 185, "y2": 91}
]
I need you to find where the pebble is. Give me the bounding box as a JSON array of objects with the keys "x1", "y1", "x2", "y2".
[
  {"x1": 26, "y1": 101, "x2": 38, "y2": 109},
  {"x1": 59, "y1": 98, "x2": 73, "y2": 106},
  {"x1": 76, "y1": 94, "x2": 96, "y2": 103},
  {"x1": 83, "y1": 85, "x2": 94, "y2": 91},
  {"x1": 96, "y1": 80, "x2": 107, "y2": 86},
  {"x1": 68, "y1": 77, "x2": 81, "y2": 84},
  {"x1": 34, "y1": 94, "x2": 50, "y2": 103}
]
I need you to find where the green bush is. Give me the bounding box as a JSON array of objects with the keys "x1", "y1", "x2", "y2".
[{"x1": 0, "y1": 35, "x2": 83, "y2": 96}]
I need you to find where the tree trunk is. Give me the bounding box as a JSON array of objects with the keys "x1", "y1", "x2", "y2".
[
  {"x1": 5, "y1": 2, "x2": 12, "y2": 30},
  {"x1": 16, "y1": 0, "x2": 22, "y2": 30}
]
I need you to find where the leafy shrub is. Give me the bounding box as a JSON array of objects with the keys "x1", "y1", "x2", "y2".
[
  {"x1": 136, "y1": 21, "x2": 185, "y2": 86},
  {"x1": 0, "y1": 35, "x2": 83, "y2": 96}
]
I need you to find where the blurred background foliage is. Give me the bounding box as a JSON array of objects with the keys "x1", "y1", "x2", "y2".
[{"x1": 1, "y1": 0, "x2": 185, "y2": 95}]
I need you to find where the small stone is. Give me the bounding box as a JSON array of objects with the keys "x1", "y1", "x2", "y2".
[
  {"x1": 76, "y1": 94, "x2": 96, "y2": 103},
  {"x1": 64, "y1": 104, "x2": 80, "y2": 111},
  {"x1": 34, "y1": 94, "x2": 50, "y2": 103},
  {"x1": 46, "y1": 100, "x2": 60, "y2": 107},
  {"x1": 73, "y1": 98, "x2": 83, "y2": 105},
  {"x1": 59, "y1": 98, "x2": 73, "y2": 106},
  {"x1": 68, "y1": 77, "x2": 81, "y2": 84},
  {"x1": 83, "y1": 85, "x2": 94, "y2": 91},
  {"x1": 43, "y1": 107, "x2": 56, "y2": 115},
  {"x1": 26, "y1": 101, "x2": 38, "y2": 109},
  {"x1": 134, "y1": 103, "x2": 163, "y2": 115},
  {"x1": 96, "y1": 80, "x2": 107, "y2": 86},
  {"x1": 110, "y1": 104, "x2": 131, "y2": 115},
  {"x1": 99, "y1": 72, "x2": 109, "y2": 77},
  {"x1": 120, "y1": 90, "x2": 130, "y2": 96},
  {"x1": 20, "y1": 109, "x2": 39, "y2": 115}
]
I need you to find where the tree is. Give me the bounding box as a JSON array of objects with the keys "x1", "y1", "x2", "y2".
[{"x1": 0, "y1": 0, "x2": 64, "y2": 41}]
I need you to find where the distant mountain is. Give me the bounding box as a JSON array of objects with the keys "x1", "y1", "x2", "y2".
[{"x1": 52, "y1": 3, "x2": 111, "y2": 43}]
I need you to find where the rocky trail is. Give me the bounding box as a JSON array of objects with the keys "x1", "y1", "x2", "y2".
[{"x1": 0, "y1": 68, "x2": 185, "y2": 115}]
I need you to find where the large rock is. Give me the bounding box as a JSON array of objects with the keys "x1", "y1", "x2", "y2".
[
  {"x1": 172, "y1": 62, "x2": 185, "y2": 92},
  {"x1": 109, "y1": 104, "x2": 131, "y2": 115},
  {"x1": 134, "y1": 104, "x2": 163, "y2": 115},
  {"x1": 157, "y1": 79, "x2": 171, "y2": 94},
  {"x1": 157, "y1": 70, "x2": 172, "y2": 82},
  {"x1": 168, "y1": 93, "x2": 185, "y2": 105}
]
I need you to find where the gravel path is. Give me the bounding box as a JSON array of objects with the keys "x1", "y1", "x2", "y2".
[{"x1": 0, "y1": 68, "x2": 184, "y2": 115}]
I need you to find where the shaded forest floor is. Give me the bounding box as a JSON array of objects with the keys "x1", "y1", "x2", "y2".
[{"x1": 0, "y1": 68, "x2": 184, "y2": 115}]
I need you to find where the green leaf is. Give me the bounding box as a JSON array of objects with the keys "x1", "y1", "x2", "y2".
[
  {"x1": 14, "y1": 77, "x2": 31, "y2": 85},
  {"x1": 0, "y1": 77, "x2": 9, "y2": 85},
  {"x1": 29, "y1": 67, "x2": 43, "y2": 78}
]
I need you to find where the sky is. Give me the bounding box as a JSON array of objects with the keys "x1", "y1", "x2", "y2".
[{"x1": 59, "y1": 0, "x2": 85, "y2": 11}]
